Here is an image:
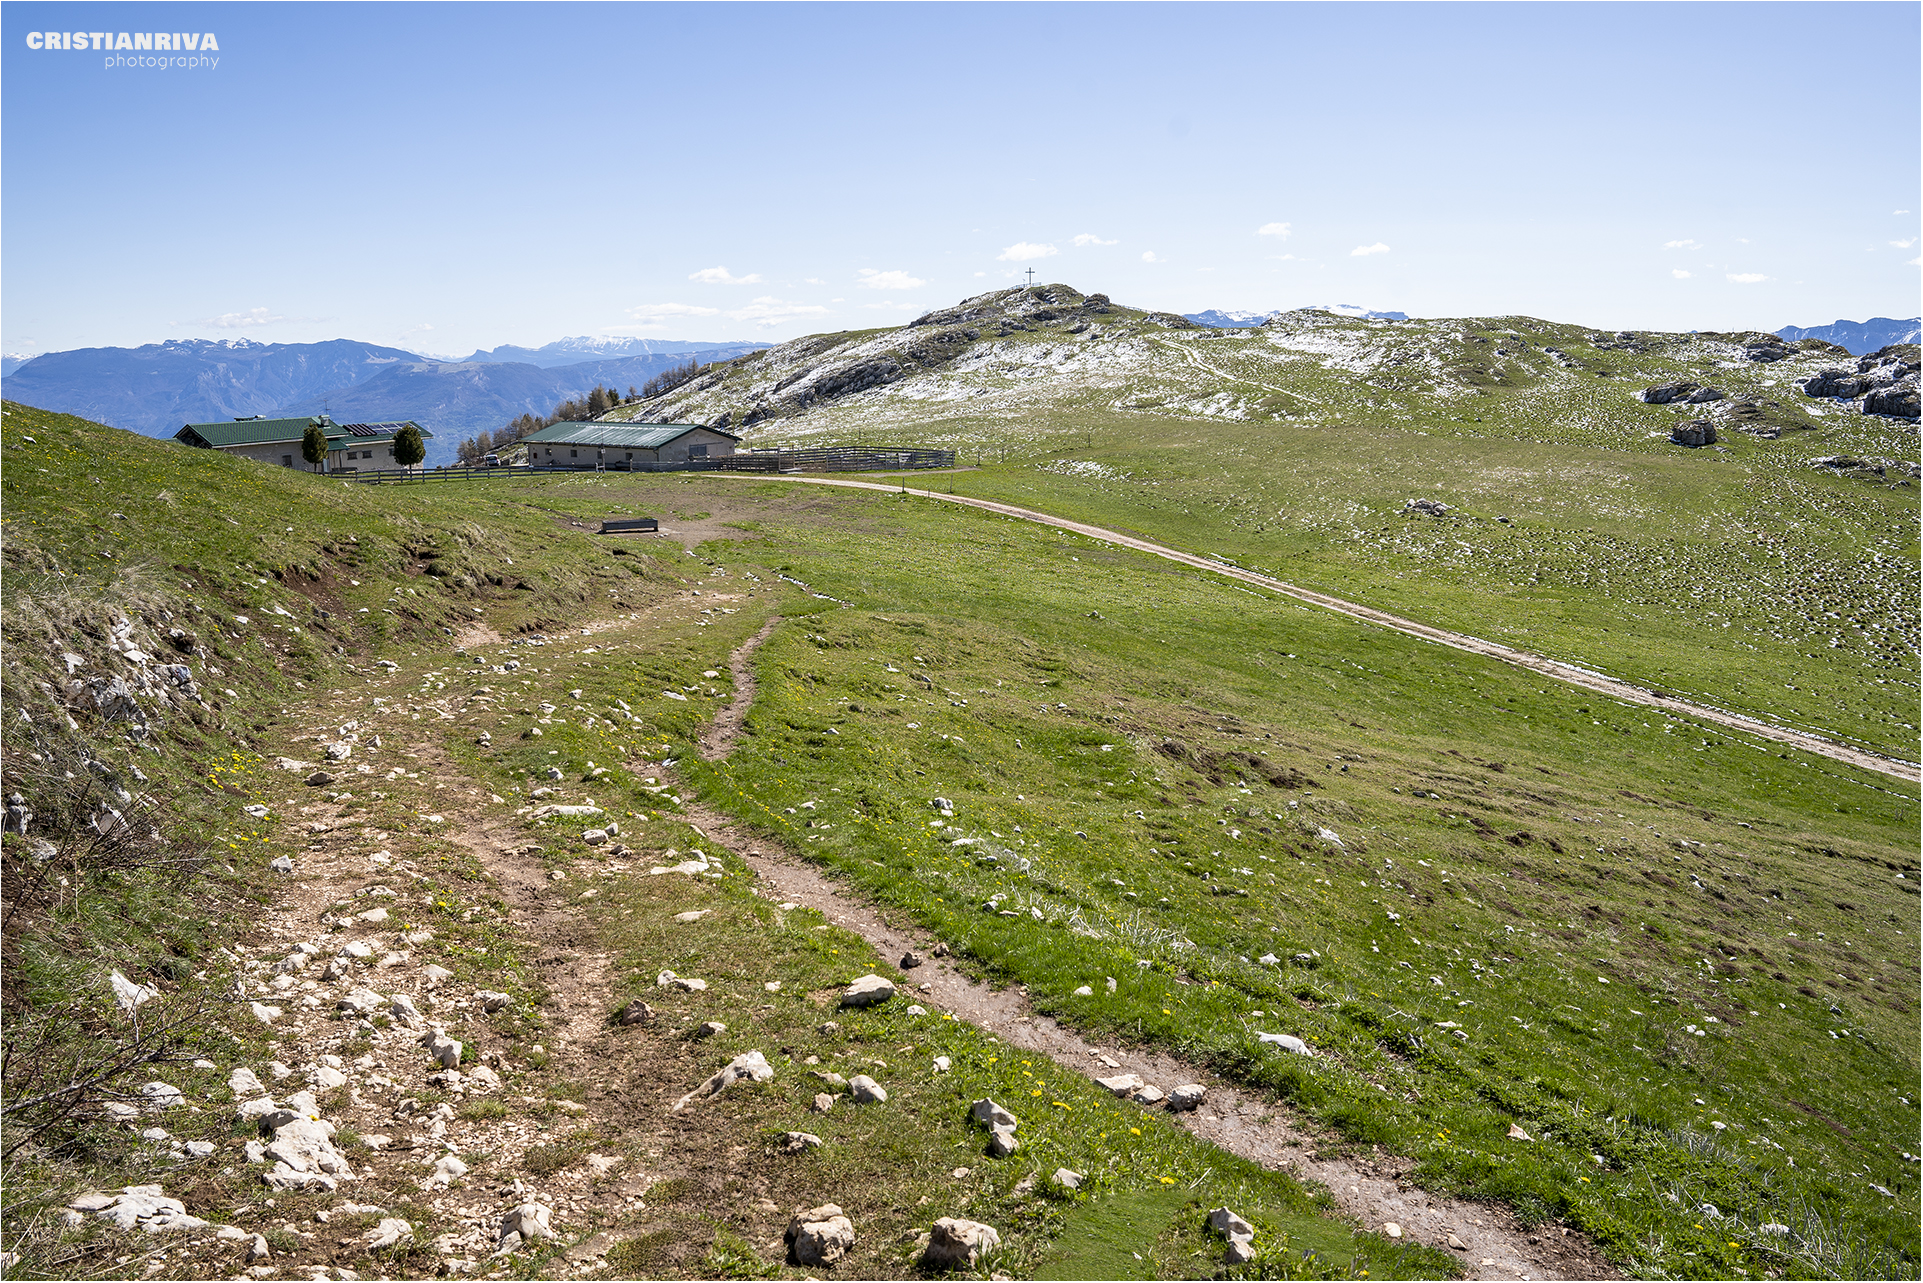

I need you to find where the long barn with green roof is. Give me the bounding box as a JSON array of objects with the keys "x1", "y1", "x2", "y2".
[
  {"x1": 519, "y1": 420, "x2": 737, "y2": 470},
  {"x1": 173, "y1": 414, "x2": 431, "y2": 473}
]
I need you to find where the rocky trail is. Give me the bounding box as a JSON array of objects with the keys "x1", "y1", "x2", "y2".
[{"x1": 65, "y1": 583, "x2": 1613, "y2": 1280}]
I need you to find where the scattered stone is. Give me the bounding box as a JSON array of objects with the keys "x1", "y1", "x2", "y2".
[
  {"x1": 672, "y1": 910, "x2": 710, "y2": 923},
  {"x1": 1507, "y1": 1123, "x2": 1533, "y2": 1141},
  {"x1": 779, "y1": 1132, "x2": 824, "y2": 1154},
  {"x1": 1096, "y1": 1073, "x2": 1147, "y2": 1097},
  {"x1": 1670, "y1": 419, "x2": 1718, "y2": 447},
  {"x1": 787, "y1": 1203, "x2": 856, "y2": 1267},
  {"x1": 1072, "y1": 985, "x2": 1094, "y2": 996},
  {"x1": 423, "y1": 964, "x2": 454, "y2": 987},
  {"x1": 694, "y1": 1020, "x2": 727, "y2": 1039},
  {"x1": 657, "y1": 970, "x2": 707, "y2": 992},
  {"x1": 581, "y1": 829, "x2": 608, "y2": 846},
  {"x1": 812, "y1": 1093, "x2": 837, "y2": 1114},
  {"x1": 499, "y1": 1203, "x2": 555, "y2": 1246},
  {"x1": 322, "y1": 742, "x2": 353, "y2": 762},
  {"x1": 367, "y1": 1217, "x2": 413, "y2": 1250},
  {"x1": 269, "y1": 854, "x2": 295, "y2": 874},
  {"x1": 617, "y1": 999, "x2": 654, "y2": 1026},
  {"x1": 1315, "y1": 826, "x2": 1344, "y2": 847},
  {"x1": 840, "y1": 973, "x2": 897, "y2": 1007},
  {"x1": 585, "y1": 1153, "x2": 624, "y2": 1176},
  {"x1": 818, "y1": 1021, "x2": 841, "y2": 1036},
  {"x1": 423, "y1": 1154, "x2": 468, "y2": 1190},
  {"x1": 111, "y1": 969, "x2": 159, "y2": 1012},
  {"x1": 1168, "y1": 1083, "x2": 1207, "y2": 1112},
  {"x1": 311, "y1": 1065, "x2": 349, "y2": 1091},
  {"x1": 971, "y1": 1098, "x2": 1020, "y2": 1156},
  {"x1": 262, "y1": 1115, "x2": 356, "y2": 1193},
  {"x1": 673, "y1": 1051, "x2": 774, "y2": 1110},
  {"x1": 70, "y1": 1185, "x2": 210, "y2": 1233},
  {"x1": 1383, "y1": 1222, "x2": 1403, "y2": 1239},
  {"x1": 1256, "y1": 1031, "x2": 1314, "y2": 1055},
  {"x1": 848, "y1": 1075, "x2": 887, "y2": 1104},
  {"x1": 1759, "y1": 1222, "x2": 1790, "y2": 1237},
  {"x1": 899, "y1": 950, "x2": 923, "y2": 969},
  {"x1": 420, "y1": 1030, "x2": 463, "y2": 1069},
  {"x1": 1131, "y1": 1084, "x2": 1166, "y2": 1106},
  {"x1": 229, "y1": 1067, "x2": 265, "y2": 1096},
  {"x1": 932, "y1": 1056, "x2": 952, "y2": 1072},
  {"x1": 389, "y1": 995, "x2": 424, "y2": 1029},
  {"x1": 246, "y1": 1233, "x2": 272, "y2": 1263},
  {"x1": 1447, "y1": 1233, "x2": 1467, "y2": 1250},
  {"x1": 478, "y1": 990, "x2": 512, "y2": 1013},
  {"x1": 1053, "y1": 1168, "x2": 1083, "y2": 1191},
  {"x1": 905, "y1": 1004, "x2": 926, "y2": 1015},
  {"x1": 1403, "y1": 497, "x2": 1451, "y2": 515},
  {"x1": 924, "y1": 1217, "x2": 1000, "y2": 1269}
]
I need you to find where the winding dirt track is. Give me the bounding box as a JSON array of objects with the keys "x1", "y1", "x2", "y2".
[
  {"x1": 678, "y1": 621, "x2": 1615, "y2": 1280},
  {"x1": 715, "y1": 473, "x2": 1920, "y2": 785}
]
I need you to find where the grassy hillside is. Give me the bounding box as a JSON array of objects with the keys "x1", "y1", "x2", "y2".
[
  {"x1": 625, "y1": 291, "x2": 1919, "y2": 764},
  {"x1": 2, "y1": 396, "x2": 1915, "y2": 1281}
]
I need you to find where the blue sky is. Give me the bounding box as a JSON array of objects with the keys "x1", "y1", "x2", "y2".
[{"x1": 3, "y1": 2, "x2": 1917, "y2": 357}]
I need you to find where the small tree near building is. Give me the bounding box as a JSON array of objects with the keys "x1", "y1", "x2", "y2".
[
  {"x1": 301, "y1": 423, "x2": 328, "y2": 472},
  {"x1": 393, "y1": 424, "x2": 426, "y2": 471}
]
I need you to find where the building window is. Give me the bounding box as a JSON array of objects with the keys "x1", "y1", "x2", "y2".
[
  {"x1": 688, "y1": 444, "x2": 708, "y2": 458},
  {"x1": 570, "y1": 449, "x2": 577, "y2": 458},
  {"x1": 282, "y1": 455, "x2": 294, "y2": 467},
  {"x1": 361, "y1": 450, "x2": 373, "y2": 460}
]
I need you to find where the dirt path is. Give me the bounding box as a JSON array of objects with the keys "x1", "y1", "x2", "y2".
[
  {"x1": 711, "y1": 473, "x2": 1920, "y2": 784},
  {"x1": 699, "y1": 615, "x2": 781, "y2": 761},
  {"x1": 671, "y1": 627, "x2": 1615, "y2": 1282}
]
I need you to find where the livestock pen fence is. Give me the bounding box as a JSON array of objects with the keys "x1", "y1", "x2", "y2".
[{"x1": 342, "y1": 445, "x2": 957, "y2": 485}]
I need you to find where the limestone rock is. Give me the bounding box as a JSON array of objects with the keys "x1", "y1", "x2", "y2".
[
  {"x1": 786, "y1": 1203, "x2": 855, "y2": 1267},
  {"x1": 367, "y1": 1218, "x2": 412, "y2": 1249},
  {"x1": 673, "y1": 1050, "x2": 774, "y2": 1110},
  {"x1": 228, "y1": 1067, "x2": 265, "y2": 1096},
  {"x1": 420, "y1": 1030, "x2": 463, "y2": 1069},
  {"x1": 848, "y1": 1075, "x2": 887, "y2": 1104},
  {"x1": 1053, "y1": 1168, "x2": 1083, "y2": 1191},
  {"x1": 1670, "y1": 419, "x2": 1717, "y2": 447},
  {"x1": 899, "y1": 950, "x2": 923, "y2": 969},
  {"x1": 694, "y1": 1020, "x2": 727, "y2": 1039},
  {"x1": 337, "y1": 987, "x2": 386, "y2": 1015},
  {"x1": 1507, "y1": 1122, "x2": 1533, "y2": 1141},
  {"x1": 656, "y1": 970, "x2": 707, "y2": 992},
  {"x1": 1096, "y1": 1073, "x2": 1146, "y2": 1097},
  {"x1": 923, "y1": 1217, "x2": 1000, "y2": 1269},
  {"x1": 1168, "y1": 1083, "x2": 1207, "y2": 1112},
  {"x1": 1209, "y1": 1208, "x2": 1253, "y2": 1239},
  {"x1": 389, "y1": 994, "x2": 424, "y2": 1028},
  {"x1": 778, "y1": 1131, "x2": 823, "y2": 1154},
  {"x1": 1072, "y1": 985, "x2": 1093, "y2": 996},
  {"x1": 499, "y1": 1203, "x2": 555, "y2": 1246},
  {"x1": 71, "y1": 1186, "x2": 210, "y2": 1233},
  {"x1": 479, "y1": 990, "x2": 512, "y2": 1013},
  {"x1": 1256, "y1": 1031, "x2": 1314, "y2": 1055},
  {"x1": 840, "y1": 973, "x2": 897, "y2": 1007},
  {"x1": 811, "y1": 1093, "x2": 837, "y2": 1114},
  {"x1": 618, "y1": 998, "x2": 655, "y2": 1026},
  {"x1": 1638, "y1": 380, "x2": 1701, "y2": 404}
]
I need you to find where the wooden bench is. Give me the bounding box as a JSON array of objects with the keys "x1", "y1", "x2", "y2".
[{"x1": 598, "y1": 517, "x2": 660, "y2": 534}]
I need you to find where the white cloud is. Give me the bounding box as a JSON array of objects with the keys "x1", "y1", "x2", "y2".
[
  {"x1": 1672, "y1": 269, "x2": 1692, "y2": 279},
  {"x1": 803, "y1": 278, "x2": 826, "y2": 285},
  {"x1": 1141, "y1": 250, "x2": 1161, "y2": 263},
  {"x1": 1072, "y1": 233, "x2": 1118, "y2": 247},
  {"x1": 1726, "y1": 273, "x2": 1769, "y2": 284},
  {"x1": 862, "y1": 301, "x2": 919, "y2": 311},
  {"x1": 727, "y1": 296, "x2": 829, "y2": 328},
  {"x1": 1737, "y1": 237, "x2": 1750, "y2": 244},
  {"x1": 688, "y1": 266, "x2": 762, "y2": 285},
  {"x1": 1256, "y1": 222, "x2": 1292, "y2": 238},
  {"x1": 973, "y1": 271, "x2": 986, "y2": 277},
  {"x1": 194, "y1": 307, "x2": 286, "y2": 329},
  {"x1": 1891, "y1": 238, "x2": 1916, "y2": 248},
  {"x1": 1896, "y1": 209, "x2": 1912, "y2": 215},
  {"x1": 1350, "y1": 243, "x2": 1390, "y2": 257},
  {"x1": 1910, "y1": 256, "x2": 1921, "y2": 267},
  {"x1": 626, "y1": 302, "x2": 721, "y2": 319},
  {"x1": 1663, "y1": 239, "x2": 1700, "y2": 249},
  {"x1": 1269, "y1": 254, "x2": 1298, "y2": 262},
  {"x1": 997, "y1": 241, "x2": 1058, "y2": 262},
  {"x1": 856, "y1": 269, "x2": 926, "y2": 290}
]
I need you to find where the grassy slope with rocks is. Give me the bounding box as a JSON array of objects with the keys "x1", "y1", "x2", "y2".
[
  {"x1": 0, "y1": 404, "x2": 1450, "y2": 1282},
  {"x1": 2, "y1": 289, "x2": 1916, "y2": 1280},
  {"x1": 620, "y1": 287, "x2": 1919, "y2": 766}
]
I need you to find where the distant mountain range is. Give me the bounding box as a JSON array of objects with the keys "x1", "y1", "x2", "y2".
[
  {"x1": 1186, "y1": 304, "x2": 1410, "y2": 327},
  {"x1": 0, "y1": 336, "x2": 768, "y2": 467},
  {"x1": 456, "y1": 336, "x2": 747, "y2": 368},
  {"x1": 1772, "y1": 317, "x2": 1919, "y2": 355}
]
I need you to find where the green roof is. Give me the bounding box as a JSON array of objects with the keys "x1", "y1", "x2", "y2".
[
  {"x1": 175, "y1": 416, "x2": 431, "y2": 449},
  {"x1": 521, "y1": 421, "x2": 736, "y2": 450}
]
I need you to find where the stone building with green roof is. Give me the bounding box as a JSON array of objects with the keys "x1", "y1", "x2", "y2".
[{"x1": 173, "y1": 415, "x2": 432, "y2": 472}]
